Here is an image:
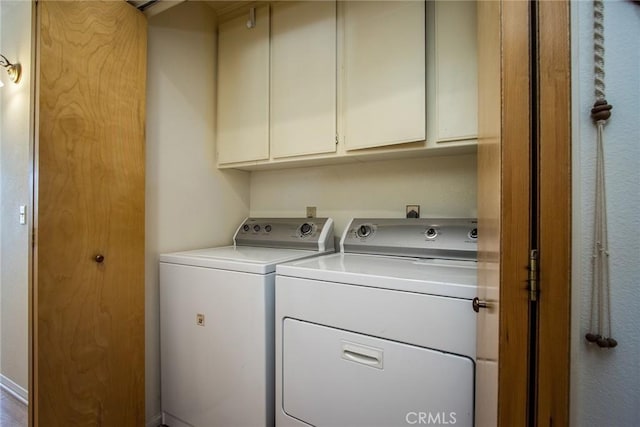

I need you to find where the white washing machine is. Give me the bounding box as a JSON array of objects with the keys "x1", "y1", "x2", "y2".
[
  {"x1": 159, "y1": 218, "x2": 334, "y2": 427},
  {"x1": 275, "y1": 218, "x2": 478, "y2": 427}
]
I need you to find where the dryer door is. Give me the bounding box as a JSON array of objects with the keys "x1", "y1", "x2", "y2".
[{"x1": 282, "y1": 319, "x2": 474, "y2": 427}]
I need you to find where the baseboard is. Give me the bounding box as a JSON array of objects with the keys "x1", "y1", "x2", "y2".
[
  {"x1": 161, "y1": 412, "x2": 192, "y2": 427},
  {"x1": 146, "y1": 412, "x2": 163, "y2": 427},
  {"x1": 0, "y1": 374, "x2": 28, "y2": 405},
  {"x1": 0, "y1": 374, "x2": 159, "y2": 425}
]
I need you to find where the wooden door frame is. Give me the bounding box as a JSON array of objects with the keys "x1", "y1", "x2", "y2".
[
  {"x1": 497, "y1": 0, "x2": 533, "y2": 424},
  {"x1": 479, "y1": 0, "x2": 572, "y2": 425},
  {"x1": 535, "y1": 0, "x2": 571, "y2": 425},
  {"x1": 499, "y1": 0, "x2": 572, "y2": 425}
]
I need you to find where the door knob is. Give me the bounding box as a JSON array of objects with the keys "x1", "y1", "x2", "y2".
[
  {"x1": 472, "y1": 297, "x2": 488, "y2": 313},
  {"x1": 95, "y1": 254, "x2": 105, "y2": 263}
]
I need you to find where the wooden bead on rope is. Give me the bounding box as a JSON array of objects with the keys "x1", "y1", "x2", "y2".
[
  {"x1": 591, "y1": 99, "x2": 612, "y2": 122},
  {"x1": 585, "y1": 332, "x2": 601, "y2": 343}
]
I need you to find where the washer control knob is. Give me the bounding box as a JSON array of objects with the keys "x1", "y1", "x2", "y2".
[
  {"x1": 265, "y1": 225, "x2": 272, "y2": 233},
  {"x1": 468, "y1": 228, "x2": 478, "y2": 240},
  {"x1": 425, "y1": 228, "x2": 438, "y2": 239},
  {"x1": 243, "y1": 224, "x2": 250, "y2": 232},
  {"x1": 253, "y1": 224, "x2": 261, "y2": 232},
  {"x1": 356, "y1": 225, "x2": 372, "y2": 238},
  {"x1": 300, "y1": 223, "x2": 313, "y2": 236}
]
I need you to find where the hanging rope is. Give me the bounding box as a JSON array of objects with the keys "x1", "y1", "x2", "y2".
[{"x1": 585, "y1": 0, "x2": 617, "y2": 349}]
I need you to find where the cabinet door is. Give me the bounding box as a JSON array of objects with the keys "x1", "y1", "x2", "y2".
[
  {"x1": 217, "y1": 6, "x2": 270, "y2": 164},
  {"x1": 271, "y1": 1, "x2": 337, "y2": 159},
  {"x1": 343, "y1": 1, "x2": 425, "y2": 151},
  {"x1": 427, "y1": 1, "x2": 477, "y2": 143}
]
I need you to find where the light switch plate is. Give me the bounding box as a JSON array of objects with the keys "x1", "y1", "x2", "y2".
[{"x1": 19, "y1": 205, "x2": 26, "y2": 225}]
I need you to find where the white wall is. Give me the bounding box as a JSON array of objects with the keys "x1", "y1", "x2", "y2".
[
  {"x1": 145, "y1": 2, "x2": 251, "y2": 422},
  {"x1": 0, "y1": 0, "x2": 32, "y2": 402},
  {"x1": 571, "y1": 1, "x2": 640, "y2": 425},
  {"x1": 250, "y1": 154, "x2": 477, "y2": 234}
]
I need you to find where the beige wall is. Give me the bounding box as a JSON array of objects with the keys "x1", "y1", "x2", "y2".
[
  {"x1": 0, "y1": 0, "x2": 32, "y2": 402},
  {"x1": 145, "y1": 2, "x2": 251, "y2": 423},
  {"x1": 250, "y1": 154, "x2": 478, "y2": 235}
]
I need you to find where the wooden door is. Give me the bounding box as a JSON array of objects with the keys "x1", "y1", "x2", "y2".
[
  {"x1": 476, "y1": 1, "x2": 532, "y2": 425},
  {"x1": 33, "y1": 1, "x2": 146, "y2": 425}
]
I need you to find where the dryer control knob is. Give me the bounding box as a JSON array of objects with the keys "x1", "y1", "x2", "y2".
[
  {"x1": 300, "y1": 223, "x2": 313, "y2": 236},
  {"x1": 469, "y1": 228, "x2": 478, "y2": 240},
  {"x1": 253, "y1": 224, "x2": 261, "y2": 232},
  {"x1": 425, "y1": 228, "x2": 438, "y2": 239},
  {"x1": 356, "y1": 225, "x2": 372, "y2": 238}
]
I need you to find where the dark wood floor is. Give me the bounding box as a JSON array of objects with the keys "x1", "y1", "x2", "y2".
[{"x1": 0, "y1": 387, "x2": 27, "y2": 427}]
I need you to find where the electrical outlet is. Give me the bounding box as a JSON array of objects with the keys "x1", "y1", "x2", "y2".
[
  {"x1": 406, "y1": 205, "x2": 420, "y2": 218},
  {"x1": 306, "y1": 206, "x2": 317, "y2": 218}
]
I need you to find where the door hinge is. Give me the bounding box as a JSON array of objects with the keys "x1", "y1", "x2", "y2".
[{"x1": 528, "y1": 249, "x2": 538, "y2": 301}]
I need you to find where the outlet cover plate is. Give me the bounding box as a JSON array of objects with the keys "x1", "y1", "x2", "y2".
[{"x1": 406, "y1": 205, "x2": 420, "y2": 218}]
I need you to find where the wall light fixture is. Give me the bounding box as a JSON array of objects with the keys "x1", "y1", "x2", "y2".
[{"x1": 0, "y1": 54, "x2": 22, "y2": 84}]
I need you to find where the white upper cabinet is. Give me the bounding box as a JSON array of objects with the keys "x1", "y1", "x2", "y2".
[
  {"x1": 427, "y1": 1, "x2": 478, "y2": 143},
  {"x1": 271, "y1": 1, "x2": 337, "y2": 159},
  {"x1": 214, "y1": 1, "x2": 478, "y2": 170},
  {"x1": 216, "y1": 6, "x2": 270, "y2": 165},
  {"x1": 342, "y1": 1, "x2": 426, "y2": 151}
]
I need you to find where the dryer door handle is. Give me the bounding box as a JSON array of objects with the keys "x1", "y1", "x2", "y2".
[{"x1": 341, "y1": 342, "x2": 384, "y2": 369}]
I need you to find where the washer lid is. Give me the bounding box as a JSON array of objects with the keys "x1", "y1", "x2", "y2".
[
  {"x1": 276, "y1": 252, "x2": 477, "y2": 299},
  {"x1": 160, "y1": 246, "x2": 327, "y2": 274}
]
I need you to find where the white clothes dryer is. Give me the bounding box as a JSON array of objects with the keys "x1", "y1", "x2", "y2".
[
  {"x1": 275, "y1": 218, "x2": 478, "y2": 427},
  {"x1": 159, "y1": 218, "x2": 334, "y2": 427}
]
